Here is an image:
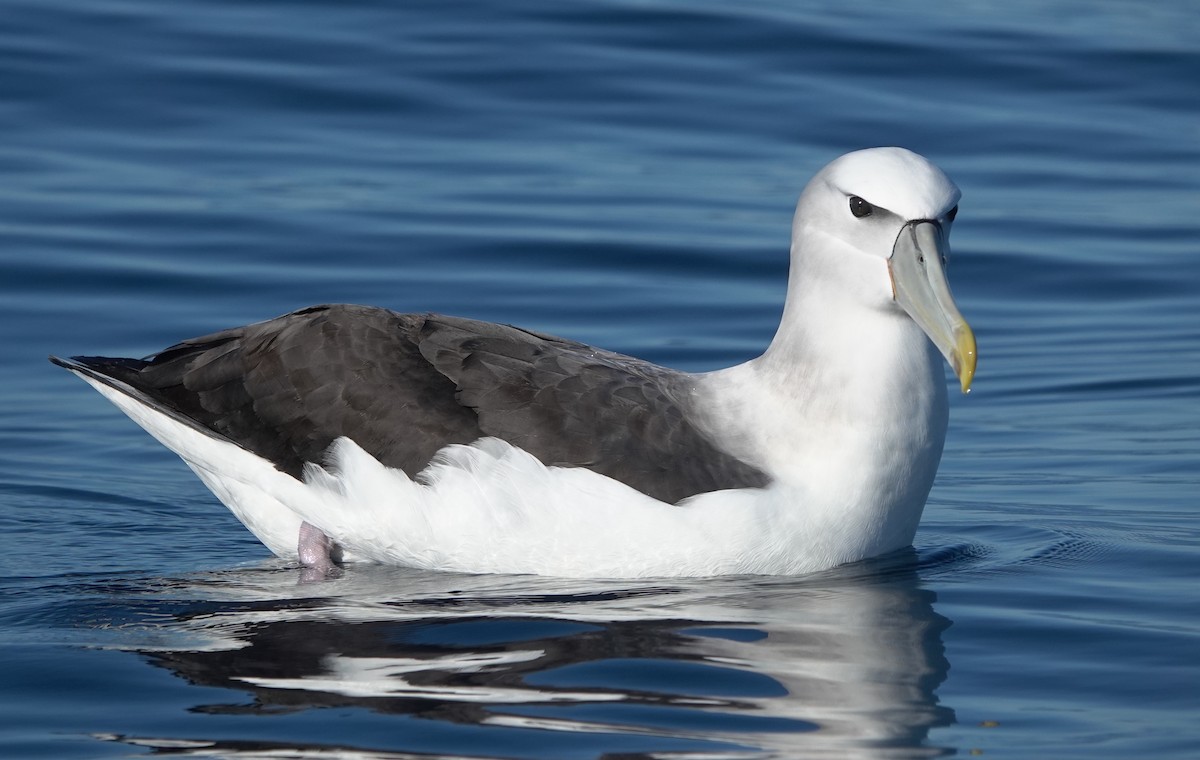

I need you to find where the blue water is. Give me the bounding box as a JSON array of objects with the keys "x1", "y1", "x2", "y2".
[{"x1": 2, "y1": 0, "x2": 1197, "y2": 757}]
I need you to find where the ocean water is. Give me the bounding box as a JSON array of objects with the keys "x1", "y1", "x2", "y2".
[{"x1": 2, "y1": 0, "x2": 1197, "y2": 757}]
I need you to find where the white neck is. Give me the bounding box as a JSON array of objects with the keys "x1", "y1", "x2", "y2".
[{"x1": 693, "y1": 232, "x2": 950, "y2": 553}]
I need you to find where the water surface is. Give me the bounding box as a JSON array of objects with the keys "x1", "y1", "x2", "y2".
[{"x1": 2, "y1": 1, "x2": 1197, "y2": 757}]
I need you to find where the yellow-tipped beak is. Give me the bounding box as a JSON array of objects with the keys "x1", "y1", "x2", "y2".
[
  {"x1": 889, "y1": 221, "x2": 977, "y2": 394},
  {"x1": 950, "y1": 322, "x2": 977, "y2": 394}
]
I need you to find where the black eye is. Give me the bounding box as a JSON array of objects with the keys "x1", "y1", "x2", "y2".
[
  {"x1": 946, "y1": 205, "x2": 958, "y2": 223},
  {"x1": 849, "y1": 196, "x2": 872, "y2": 218}
]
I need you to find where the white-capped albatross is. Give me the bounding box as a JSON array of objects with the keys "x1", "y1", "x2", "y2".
[{"x1": 51, "y1": 147, "x2": 976, "y2": 579}]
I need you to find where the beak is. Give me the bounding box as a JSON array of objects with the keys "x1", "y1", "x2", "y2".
[{"x1": 889, "y1": 221, "x2": 977, "y2": 393}]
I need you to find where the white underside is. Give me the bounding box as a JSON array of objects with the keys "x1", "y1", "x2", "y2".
[{"x1": 79, "y1": 372, "x2": 922, "y2": 579}]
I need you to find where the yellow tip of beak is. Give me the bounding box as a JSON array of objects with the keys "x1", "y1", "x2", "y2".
[{"x1": 952, "y1": 324, "x2": 977, "y2": 394}]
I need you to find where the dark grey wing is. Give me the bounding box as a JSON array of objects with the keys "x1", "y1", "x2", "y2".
[
  {"x1": 55, "y1": 305, "x2": 768, "y2": 502},
  {"x1": 56, "y1": 305, "x2": 482, "y2": 478},
  {"x1": 416, "y1": 315, "x2": 770, "y2": 503}
]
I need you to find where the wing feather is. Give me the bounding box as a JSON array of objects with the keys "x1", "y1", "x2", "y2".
[{"x1": 60, "y1": 305, "x2": 769, "y2": 502}]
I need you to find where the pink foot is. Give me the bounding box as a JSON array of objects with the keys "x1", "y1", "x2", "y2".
[{"x1": 298, "y1": 521, "x2": 338, "y2": 578}]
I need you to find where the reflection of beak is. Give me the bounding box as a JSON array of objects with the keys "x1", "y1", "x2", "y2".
[{"x1": 889, "y1": 221, "x2": 977, "y2": 393}]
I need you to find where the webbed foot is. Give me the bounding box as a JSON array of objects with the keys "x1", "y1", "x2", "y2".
[{"x1": 298, "y1": 521, "x2": 340, "y2": 580}]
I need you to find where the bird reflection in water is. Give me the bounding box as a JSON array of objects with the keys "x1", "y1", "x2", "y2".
[{"x1": 94, "y1": 553, "x2": 955, "y2": 758}]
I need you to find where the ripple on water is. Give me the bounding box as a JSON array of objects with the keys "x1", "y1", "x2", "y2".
[{"x1": 917, "y1": 521, "x2": 1120, "y2": 581}]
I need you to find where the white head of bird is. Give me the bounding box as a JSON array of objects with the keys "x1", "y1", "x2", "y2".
[{"x1": 773, "y1": 147, "x2": 976, "y2": 393}]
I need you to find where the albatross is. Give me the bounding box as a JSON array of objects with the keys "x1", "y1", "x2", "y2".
[{"x1": 51, "y1": 147, "x2": 976, "y2": 578}]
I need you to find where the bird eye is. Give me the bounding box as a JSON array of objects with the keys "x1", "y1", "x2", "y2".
[
  {"x1": 946, "y1": 205, "x2": 958, "y2": 223},
  {"x1": 849, "y1": 196, "x2": 872, "y2": 218}
]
